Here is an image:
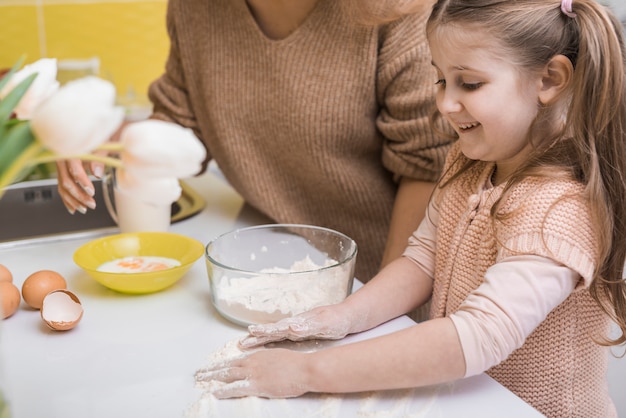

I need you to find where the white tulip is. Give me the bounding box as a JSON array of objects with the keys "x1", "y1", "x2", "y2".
[
  {"x1": 30, "y1": 76, "x2": 124, "y2": 156},
  {"x1": 120, "y1": 120, "x2": 206, "y2": 179},
  {"x1": 115, "y1": 168, "x2": 182, "y2": 206},
  {"x1": 0, "y1": 58, "x2": 60, "y2": 120}
]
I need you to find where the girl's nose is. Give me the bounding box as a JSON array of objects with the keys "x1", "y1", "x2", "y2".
[{"x1": 436, "y1": 89, "x2": 463, "y2": 115}]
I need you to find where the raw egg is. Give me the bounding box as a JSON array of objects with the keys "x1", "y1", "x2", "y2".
[
  {"x1": 40, "y1": 289, "x2": 83, "y2": 331},
  {"x1": 0, "y1": 281, "x2": 21, "y2": 319},
  {"x1": 0, "y1": 264, "x2": 12, "y2": 283},
  {"x1": 22, "y1": 270, "x2": 67, "y2": 310}
]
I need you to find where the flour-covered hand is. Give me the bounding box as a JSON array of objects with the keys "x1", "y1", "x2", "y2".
[
  {"x1": 239, "y1": 304, "x2": 356, "y2": 349},
  {"x1": 195, "y1": 348, "x2": 311, "y2": 399}
]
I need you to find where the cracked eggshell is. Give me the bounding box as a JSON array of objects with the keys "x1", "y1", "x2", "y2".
[{"x1": 41, "y1": 289, "x2": 83, "y2": 331}]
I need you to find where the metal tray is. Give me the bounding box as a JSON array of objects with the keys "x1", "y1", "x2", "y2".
[{"x1": 0, "y1": 178, "x2": 205, "y2": 248}]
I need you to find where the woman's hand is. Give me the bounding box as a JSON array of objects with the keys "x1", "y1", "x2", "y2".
[
  {"x1": 56, "y1": 120, "x2": 127, "y2": 214},
  {"x1": 56, "y1": 159, "x2": 104, "y2": 214},
  {"x1": 195, "y1": 348, "x2": 312, "y2": 399},
  {"x1": 239, "y1": 303, "x2": 359, "y2": 349}
]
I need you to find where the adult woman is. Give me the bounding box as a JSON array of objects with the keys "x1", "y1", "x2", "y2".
[{"x1": 57, "y1": 0, "x2": 451, "y2": 282}]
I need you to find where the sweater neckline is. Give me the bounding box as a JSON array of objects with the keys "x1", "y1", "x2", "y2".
[
  {"x1": 237, "y1": 0, "x2": 328, "y2": 44},
  {"x1": 477, "y1": 162, "x2": 498, "y2": 192}
]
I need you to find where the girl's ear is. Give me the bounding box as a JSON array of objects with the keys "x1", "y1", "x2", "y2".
[{"x1": 538, "y1": 55, "x2": 574, "y2": 105}]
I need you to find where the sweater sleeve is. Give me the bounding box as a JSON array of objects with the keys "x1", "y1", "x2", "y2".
[
  {"x1": 496, "y1": 180, "x2": 598, "y2": 284},
  {"x1": 147, "y1": 0, "x2": 203, "y2": 148},
  {"x1": 376, "y1": 11, "x2": 454, "y2": 183},
  {"x1": 450, "y1": 255, "x2": 578, "y2": 377}
]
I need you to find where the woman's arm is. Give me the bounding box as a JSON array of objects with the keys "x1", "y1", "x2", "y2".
[
  {"x1": 374, "y1": 12, "x2": 452, "y2": 272},
  {"x1": 57, "y1": 0, "x2": 199, "y2": 214}
]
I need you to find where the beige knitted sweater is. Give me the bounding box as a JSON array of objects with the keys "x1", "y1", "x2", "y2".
[
  {"x1": 432, "y1": 144, "x2": 615, "y2": 417},
  {"x1": 147, "y1": 0, "x2": 451, "y2": 280}
]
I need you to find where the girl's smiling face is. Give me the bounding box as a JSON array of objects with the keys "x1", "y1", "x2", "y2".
[{"x1": 429, "y1": 26, "x2": 544, "y2": 181}]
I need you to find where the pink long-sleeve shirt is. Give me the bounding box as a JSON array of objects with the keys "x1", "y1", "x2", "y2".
[{"x1": 404, "y1": 200, "x2": 578, "y2": 377}]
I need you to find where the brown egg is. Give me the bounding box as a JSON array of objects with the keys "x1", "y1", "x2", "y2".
[
  {"x1": 0, "y1": 282, "x2": 21, "y2": 319},
  {"x1": 41, "y1": 289, "x2": 83, "y2": 331},
  {"x1": 0, "y1": 264, "x2": 12, "y2": 283},
  {"x1": 21, "y1": 270, "x2": 67, "y2": 310}
]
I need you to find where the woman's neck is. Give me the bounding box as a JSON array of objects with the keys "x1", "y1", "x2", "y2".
[{"x1": 245, "y1": 0, "x2": 319, "y2": 39}]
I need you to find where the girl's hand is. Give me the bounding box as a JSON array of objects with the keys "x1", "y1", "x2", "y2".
[
  {"x1": 239, "y1": 304, "x2": 357, "y2": 349},
  {"x1": 195, "y1": 348, "x2": 311, "y2": 399}
]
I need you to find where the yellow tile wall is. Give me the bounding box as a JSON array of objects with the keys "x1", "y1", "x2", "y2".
[{"x1": 0, "y1": 0, "x2": 168, "y2": 108}]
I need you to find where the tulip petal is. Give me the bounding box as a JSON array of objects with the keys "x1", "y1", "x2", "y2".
[
  {"x1": 120, "y1": 120, "x2": 206, "y2": 178},
  {"x1": 30, "y1": 76, "x2": 124, "y2": 156},
  {"x1": 0, "y1": 58, "x2": 60, "y2": 120}
]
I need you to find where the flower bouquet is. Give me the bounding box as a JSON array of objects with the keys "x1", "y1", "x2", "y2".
[{"x1": 0, "y1": 57, "x2": 206, "y2": 206}]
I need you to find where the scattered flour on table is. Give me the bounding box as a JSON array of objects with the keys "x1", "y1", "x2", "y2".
[
  {"x1": 214, "y1": 255, "x2": 350, "y2": 324},
  {"x1": 186, "y1": 337, "x2": 441, "y2": 418},
  {"x1": 193, "y1": 338, "x2": 250, "y2": 393}
]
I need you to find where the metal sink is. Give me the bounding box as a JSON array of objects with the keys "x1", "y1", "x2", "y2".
[{"x1": 0, "y1": 178, "x2": 205, "y2": 248}]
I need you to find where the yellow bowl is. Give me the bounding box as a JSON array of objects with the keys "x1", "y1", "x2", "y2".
[{"x1": 73, "y1": 232, "x2": 204, "y2": 294}]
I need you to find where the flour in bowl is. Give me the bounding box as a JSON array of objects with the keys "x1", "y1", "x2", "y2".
[{"x1": 213, "y1": 255, "x2": 351, "y2": 324}]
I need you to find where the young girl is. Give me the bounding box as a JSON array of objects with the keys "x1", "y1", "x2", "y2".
[{"x1": 195, "y1": 0, "x2": 626, "y2": 416}]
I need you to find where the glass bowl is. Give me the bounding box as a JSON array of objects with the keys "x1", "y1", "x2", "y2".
[{"x1": 205, "y1": 224, "x2": 358, "y2": 326}]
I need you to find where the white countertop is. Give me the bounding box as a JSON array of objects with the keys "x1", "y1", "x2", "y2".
[{"x1": 0, "y1": 170, "x2": 543, "y2": 418}]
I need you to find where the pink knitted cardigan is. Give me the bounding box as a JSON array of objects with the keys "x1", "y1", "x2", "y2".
[{"x1": 431, "y1": 144, "x2": 616, "y2": 417}]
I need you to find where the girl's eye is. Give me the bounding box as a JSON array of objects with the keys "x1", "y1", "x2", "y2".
[
  {"x1": 462, "y1": 82, "x2": 483, "y2": 90},
  {"x1": 435, "y1": 79, "x2": 446, "y2": 87}
]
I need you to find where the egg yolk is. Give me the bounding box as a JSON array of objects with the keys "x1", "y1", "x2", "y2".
[{"x1": 97, "y1": 256, "x2": 181, "y2": 273}]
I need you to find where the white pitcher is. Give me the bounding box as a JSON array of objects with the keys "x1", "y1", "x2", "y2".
[{"x1": 102, "y1": 169, "x2": 171, "y2": 233}]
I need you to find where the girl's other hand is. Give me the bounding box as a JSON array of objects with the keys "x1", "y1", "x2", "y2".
[
  {"x1": 239, "y1": 304, "x2": 355, "y2": 349},
  {"x1": 195, "y1": 348, "x2": 311, "y2": 399}
]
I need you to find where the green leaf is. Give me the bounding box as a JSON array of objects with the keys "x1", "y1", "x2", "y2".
[
  {"x1": 10, "y1": 161, "x2": 41, "y2": 185},
  {"x1": 0, "y1": 121, "x2": 36, "y2": 175},
  {"x1": 0, "y1": 56, "x2": 26, "y2": 94},
  {"x1": 0, "y1": 141, "x2": 44, "y2": 193},
  {"x1": 0, "y1": 117, "x2": 19, "y2": 141},
  {"x1": 23, "y1": 162, "x2": 54, "y2": 181},
  {"x1": 0, "y1": 73, "x2": 37, "y2": 122}
]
